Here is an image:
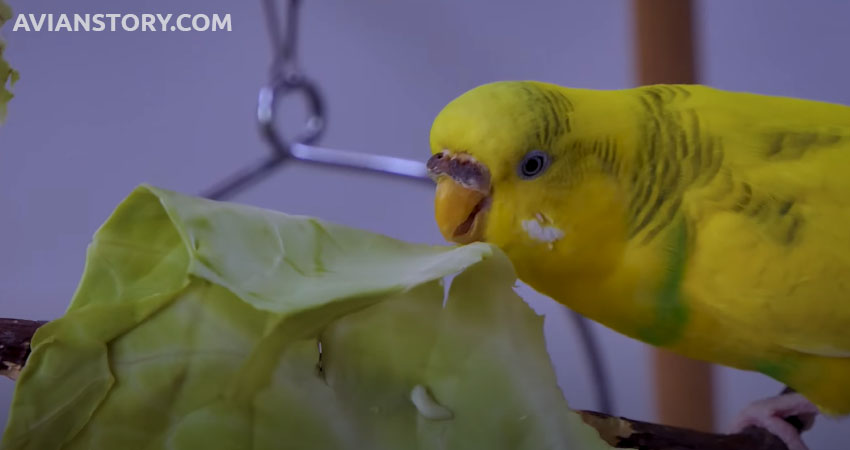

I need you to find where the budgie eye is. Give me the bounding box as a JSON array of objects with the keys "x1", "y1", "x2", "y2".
[{"x1": 518, "y1": 150, "x2": 550, "y2": 179}]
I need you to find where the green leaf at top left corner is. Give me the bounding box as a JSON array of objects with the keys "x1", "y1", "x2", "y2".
[{"x1": 0, "y1": 0, "x2": 20, "y2": 122}]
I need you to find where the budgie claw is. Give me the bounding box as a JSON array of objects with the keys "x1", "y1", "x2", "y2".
[{"x1": 730, "y1": 392, "x2": 818, "y2": 450}]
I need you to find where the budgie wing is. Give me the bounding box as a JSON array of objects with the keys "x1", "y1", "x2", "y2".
[{"x1": 675, "y1": 86, "x2": 850, "y2": 359}]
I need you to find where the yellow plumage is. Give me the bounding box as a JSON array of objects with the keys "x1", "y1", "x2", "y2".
[{"x1": 427, "y1": 81, "x2": 850, "y2": 415}]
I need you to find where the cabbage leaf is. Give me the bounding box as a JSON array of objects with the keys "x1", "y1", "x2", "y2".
[{"x1": 2, "y1": 185, "x2": 614, "y2": 450}]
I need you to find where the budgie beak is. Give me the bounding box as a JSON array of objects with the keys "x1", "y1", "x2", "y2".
[{"x1": 426, "y1": 151, "x2": 491, "y2": 244}]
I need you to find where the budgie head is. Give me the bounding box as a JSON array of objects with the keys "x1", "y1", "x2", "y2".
[{"x1": 428, "y1": 81, "x2": 634, "y2": 279}]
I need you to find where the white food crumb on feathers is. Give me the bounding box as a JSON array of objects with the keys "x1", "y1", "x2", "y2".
[{"x1": 522, "y1": 218, "x2": 565, "y2": 244}]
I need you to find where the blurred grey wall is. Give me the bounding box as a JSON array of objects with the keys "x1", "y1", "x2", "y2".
[{"x1": 1, "y1": 0, "x2": 848, "y2": 447}]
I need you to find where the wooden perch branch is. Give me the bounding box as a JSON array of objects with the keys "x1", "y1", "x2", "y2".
[
  {"x1": 0, "y1": 318, "x2": 793, "y2": 450},
  {"x1": 578, "y1": 410, "x2": 789, "y2": 450},
  {"x1": 0, "y1": 318, "x2": 46, "y2": 380}
]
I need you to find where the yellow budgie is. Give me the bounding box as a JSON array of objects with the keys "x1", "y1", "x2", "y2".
[{"x1": 427, "y1": 81, "x2": 850, "y2": 450}]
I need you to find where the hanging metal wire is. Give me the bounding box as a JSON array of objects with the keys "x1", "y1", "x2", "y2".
[
  {"x1": 201, "y1": 0, "x2": 613, "y2": 415},
  {"x1": 202, "y1": 0, "x2": 430, "y2": 201}
]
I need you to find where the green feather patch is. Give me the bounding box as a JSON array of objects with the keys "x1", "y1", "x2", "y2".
[{"x1": 638, "y1": 217, "x2": 690, "y2": 346}]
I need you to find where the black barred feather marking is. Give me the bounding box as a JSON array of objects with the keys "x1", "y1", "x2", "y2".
[
  {"x1": 764, "y1": 131, "x2": 843, "y2": 160},
  {"x1": 724, "y1": 180, "x2": 805, "y2": 246},
  {"x1": 625, "y1": 87, "x2": 810, "y2": 246},
  {"x1": 518, "y1": 84, "x2": 574, "y2": 149},
  {"x1": 627, "y1": 87, "x2": 724, "y2": 243}
]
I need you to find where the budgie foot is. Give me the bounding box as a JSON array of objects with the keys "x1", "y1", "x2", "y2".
[{"x1": 730, "y1": 392, "x2": 818, "y2": 450}]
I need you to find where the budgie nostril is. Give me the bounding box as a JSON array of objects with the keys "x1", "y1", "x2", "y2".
[{"x1": 426, "y1": 151, "x2": 490, "y2": 192}]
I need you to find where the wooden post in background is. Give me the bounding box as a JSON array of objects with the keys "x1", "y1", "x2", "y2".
[{"x1": 632, "y1": 0, "x2": 716, "y2": 432}]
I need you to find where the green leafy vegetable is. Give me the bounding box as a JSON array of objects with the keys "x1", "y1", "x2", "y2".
[
  {"x1": 0, "y1": 0, "x2": 18, "y2": 121},
  {"x1": 2, "y1": 185, "x2": 614, "y2": 450}
]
